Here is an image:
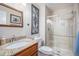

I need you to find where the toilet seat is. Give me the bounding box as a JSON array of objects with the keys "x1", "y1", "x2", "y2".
[{"x1": 39, "y1": 46, "x2": 53, "y2": 55}]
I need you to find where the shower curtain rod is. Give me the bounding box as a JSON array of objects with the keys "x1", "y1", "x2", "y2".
[{"x1": 47, "y1": 10, "x2": 73, "y2": 18}]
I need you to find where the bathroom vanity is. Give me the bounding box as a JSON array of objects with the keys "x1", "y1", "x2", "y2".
[
  {"x1": 14, "y1": 43, "x2": 38, "y2": 56},
  {"x1": 0, "y1": 38, "x2": 38, "y2": 56}
]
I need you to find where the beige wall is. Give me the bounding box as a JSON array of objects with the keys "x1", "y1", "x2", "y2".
[{"x1": 46, "y1": 7, "x2": 52, "y2": 16}]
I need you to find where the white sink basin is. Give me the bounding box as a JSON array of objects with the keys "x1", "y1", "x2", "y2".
[{"x1": 5, "y1": 41, "x2": 30, "y2": 49}]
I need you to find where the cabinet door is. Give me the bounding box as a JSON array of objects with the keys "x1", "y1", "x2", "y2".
[
  {"x1": 32, "y1": 52, "x2": 38, "y2": 56},
  {"x1": 15, "y1": 43, "x2": 38, "y2": 56}
]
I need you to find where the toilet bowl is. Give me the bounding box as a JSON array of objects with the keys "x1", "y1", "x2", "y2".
[
  {"x1": 38, "y1": 46, "x2": 53, "y2": 56},
  {"x1": 38, "y1": 46, "x2": 62, "y2": 56}
]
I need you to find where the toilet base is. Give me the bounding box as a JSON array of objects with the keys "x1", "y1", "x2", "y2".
[{"x1": 38, "y1": 51, "x2": 53, "y2": 56}]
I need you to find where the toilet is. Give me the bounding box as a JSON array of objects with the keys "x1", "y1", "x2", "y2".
[
  {"x1": 38, "y1": 46, "x2": 53, "y2": 56},
  {"x1": 34, "y1": 36, "x2": 59, "y2": 56}
]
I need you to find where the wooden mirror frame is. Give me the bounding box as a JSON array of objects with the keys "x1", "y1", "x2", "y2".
[{"x1": 0, "y1": 3, "x2": 23, "y2": 27}]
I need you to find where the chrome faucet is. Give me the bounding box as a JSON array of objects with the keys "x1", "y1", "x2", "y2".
[{"x1": 11, "y1": 35, "x2": 16, "y2": 42}]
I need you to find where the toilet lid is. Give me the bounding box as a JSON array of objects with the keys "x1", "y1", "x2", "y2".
[{"x1": 39, "y1": 46, "x2": 53, "y2": 55}]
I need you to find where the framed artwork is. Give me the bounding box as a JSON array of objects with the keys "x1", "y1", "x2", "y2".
[
  {"x1": 31, "y1": 4, "x2": 39, "y2": 34},
  {"x1": 10, "y1": 14, "x2": 21, "y2": 24}
]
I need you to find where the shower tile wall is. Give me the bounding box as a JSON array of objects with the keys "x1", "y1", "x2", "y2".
[
  {"x1": 47, "y1": 22, "x2": 53, "y2": 47},
  {"x1": 53, "y1": 36, "x2": 74, "y2": 50}
]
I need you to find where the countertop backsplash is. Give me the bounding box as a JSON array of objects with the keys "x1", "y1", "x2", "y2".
[{"x1": 0, "y1": 36, "x2": 27, "y2": 45}]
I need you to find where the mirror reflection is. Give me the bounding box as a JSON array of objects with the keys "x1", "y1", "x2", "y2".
[{"x1": 0, "y1": 3, "x2": 23, "y2": 27}]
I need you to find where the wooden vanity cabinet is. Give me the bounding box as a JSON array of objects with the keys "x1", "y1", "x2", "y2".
[{"x1": 14, "y1": 43, "x2": 38, "y2": 56}]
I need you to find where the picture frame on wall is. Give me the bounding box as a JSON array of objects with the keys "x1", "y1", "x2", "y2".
[
  {"x1": 31, "y1": 4, "x2": 39, "y2": 34},
  {"x1": 10, "y1": 14, "x2": 21, "y2": 24},
  {"x1": 10, "y1": 14, "x2": 23, "y2": 26}
]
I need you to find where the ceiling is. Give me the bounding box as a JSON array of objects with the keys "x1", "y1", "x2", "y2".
[{"x1": 46, "y1": 3, "x2": 73, "y2": 11}]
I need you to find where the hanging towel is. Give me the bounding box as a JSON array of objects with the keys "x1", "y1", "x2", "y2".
[{"x1": 75, "y1": 32, "x2": 79, "y2": 56}]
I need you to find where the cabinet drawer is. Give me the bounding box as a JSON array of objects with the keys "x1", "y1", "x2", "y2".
[{"x1": 15, "y1": 43, "x2": 38, "y2": 56}]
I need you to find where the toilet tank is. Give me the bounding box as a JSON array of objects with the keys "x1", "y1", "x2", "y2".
[{"x1": 34, "y1": 36, "x2": 44, "y2": 48}]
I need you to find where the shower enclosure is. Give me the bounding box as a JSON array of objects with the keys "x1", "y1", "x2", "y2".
[{"x1": 46, "y1": 9, "x2": 76, "y2": 55}]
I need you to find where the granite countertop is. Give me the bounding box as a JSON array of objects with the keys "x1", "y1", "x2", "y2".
[{"x1": 0, "y1": 39, "x2": 37, "y2": 56}]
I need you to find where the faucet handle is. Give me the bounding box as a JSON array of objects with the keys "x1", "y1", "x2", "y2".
[{"x1": 11, "y1": 35, "x2": 16, "y2": 42}]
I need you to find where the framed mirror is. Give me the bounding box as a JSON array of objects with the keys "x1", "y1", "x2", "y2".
[{"x1": 0, "y1": 3, "x2": 23, "y2": 27}]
